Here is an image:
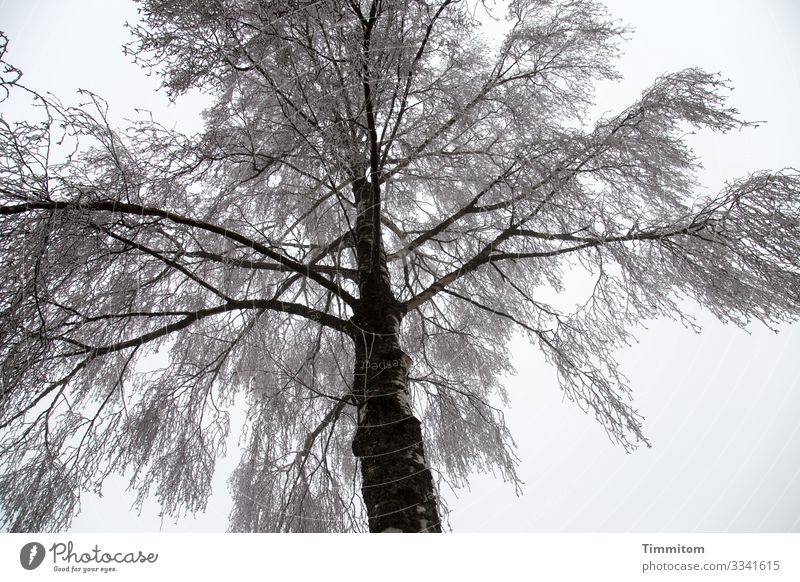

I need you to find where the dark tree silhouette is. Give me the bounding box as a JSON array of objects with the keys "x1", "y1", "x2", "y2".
[{"x1": 1, "y1": 0, "x2": 798, "y2": 532}]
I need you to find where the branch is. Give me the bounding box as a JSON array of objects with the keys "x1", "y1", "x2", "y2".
[
  {"x1": 0, "y1": 199, "x2": 359, "y2": 307},
  {"x1": 404, "y1": 221, "x2": 709, "y2": 311},
  {"x1": 441, "y1": 289, "x2": 540, "y2": 334},
  {"x1": 388, "y1": 163, "x2": 519, "y2": 260},
  {"x1": 93, "y1": 224, "x2": 236, "y2": 302},
  {"x1": 63, "y1": 298, "x2": 353, "y2": 359},
  {"x1": 181, "y1": 250, "x2": 358, "y2": 280}
]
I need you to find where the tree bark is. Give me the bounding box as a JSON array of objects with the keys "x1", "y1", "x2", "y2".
[
  {"x1": 349, "y1": 176, "x2": 442, "y2": 532},
  {"x1": 351, "y1": 335, "x2": 442, "y2": 532}
]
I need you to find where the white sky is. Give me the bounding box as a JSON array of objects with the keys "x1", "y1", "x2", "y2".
[{"x1": 0, "y1": 0, "x2": 799, "y2": 532}]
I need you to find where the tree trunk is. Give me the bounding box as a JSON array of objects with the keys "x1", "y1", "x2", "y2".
[
  {"x1": 351, "y1": 338, "x2": 442, "y2": 532},
  {"x1": 349, "y1": 176, "x2": 442, "y2": 532}
]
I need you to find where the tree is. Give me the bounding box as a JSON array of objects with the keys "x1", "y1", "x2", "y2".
[{"x1": 1, "y1": 0, "x2": 798, "y2": 533}]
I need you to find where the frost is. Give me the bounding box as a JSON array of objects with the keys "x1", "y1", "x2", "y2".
[{"x1": 1, "y1": 0, "x2": 798, "y2": 533}]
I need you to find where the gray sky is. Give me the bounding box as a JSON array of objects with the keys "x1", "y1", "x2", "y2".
[{"x1": 1, "y1": 0, "x2": 799, "y2": 532}]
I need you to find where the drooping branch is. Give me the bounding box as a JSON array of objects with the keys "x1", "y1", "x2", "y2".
[{"x1": 404, "y1": 169, "x2": 800, "y2": 312}]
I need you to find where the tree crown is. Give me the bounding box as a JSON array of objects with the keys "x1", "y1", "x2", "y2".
[{"x1": 1, "y1": 0, "x2": 798, "y2": 532}]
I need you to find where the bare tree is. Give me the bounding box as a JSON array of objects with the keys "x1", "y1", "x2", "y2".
[{"x1": 1, "y1": 0, "x2": 798, "y2": 533}]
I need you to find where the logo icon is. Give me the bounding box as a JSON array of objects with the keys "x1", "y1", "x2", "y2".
[{"x1": 20, "y1": 542, "x2": 46, "y2": 570}]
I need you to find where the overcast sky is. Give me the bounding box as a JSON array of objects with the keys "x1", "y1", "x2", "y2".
[{"x1": 1, "y1": 0, "x2": 799, "y2": 532}]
